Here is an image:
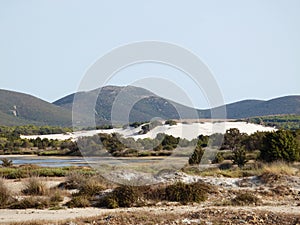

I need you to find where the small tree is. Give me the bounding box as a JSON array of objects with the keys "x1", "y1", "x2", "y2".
[
  {"x1": 232, "y1": 147, "x2": 248, "y2": 168},
  {"x1": 260, "y1": 130, "x2": 300, "y2": 162},
  {"x1": 189, "y1": 145, "x2": 204, "y2": 165},
  {"x1": 0, "y1": 158, "x2": 13, "y2": 167}
]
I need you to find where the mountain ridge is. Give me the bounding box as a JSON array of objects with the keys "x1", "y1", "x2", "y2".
[{"x1": 0, "y1": 86, "x2": 299, "y2": 126}]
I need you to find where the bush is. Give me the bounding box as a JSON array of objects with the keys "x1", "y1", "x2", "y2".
[
  {"x1": 188, "y1": 146, "x2": 204, "y2": 165},
  {"x1": 232, "y1": 147, "x2": 248, "y2": 168},
  {"x1": 22, "y1": 177, "x2": 47, "y2": 195},
  {"x1": 0, "y1": 158, "x2": 13, "y2": 167},
  {"x1": 165, "y1": 120, "x2": 177, "y2": 126},
  {"x1": 165, "y1": 182, "x2": 209, "y2": 204},
  {"x1": 260, "y1": 130, "x2": 300, "y2": 162},
  {"x1": 10, "y1": 197, "x2": 50, "y2": 209},
  {"x1": 78, "y1": 179, "x2": 105, "y2": 196},
  {"x1": 66, "y1": 195, "x2": 90, "y2": 208},
  {"x1": 212, "y1": 152, "x2": 224, "y2": 164},
  {"x1": 231, "y1": 192, "x2": 259, "y2": 206},
  {"x1": 99, "y1": 185, "x2": 141, "y2": 208},
  {"x1": 113, "y1": 185, "x2": 139, "y2": 207}
]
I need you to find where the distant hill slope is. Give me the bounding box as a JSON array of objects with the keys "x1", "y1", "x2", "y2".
[
  {"x1": 54, "y1": 86, "x2": 202, "y2": 125},
  {"x1": 0, "y1": 89, "x2": 72, "y2": 126},
  {"x1": 214, "y1": 96, "x2": 300, "y2": 119},
  {"x1": 0, "y1": 87, "x2": 299, "y2": 127},
  {"x1": 54, "y1": 85, "x2": 300, "y2": 123}
]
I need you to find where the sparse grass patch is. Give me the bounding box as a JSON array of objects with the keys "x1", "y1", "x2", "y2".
[
  {"x1": 63, "y1": 171, "x2": 87, "y2": 189},
  {"x1": 49, "y1": 188, "x2": 64, "y2": 204},
  {"x1": 261, "y1": 161, "x2": 296, "y2": 176}
]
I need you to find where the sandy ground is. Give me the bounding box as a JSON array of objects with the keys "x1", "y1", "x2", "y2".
[
  {"x1": 21, "y1": 121, "x2": 276, "y2": 141},
  {"x1": 0, "y1": 205, "x2": 299, "y2": 224},
  {"x1": 1, "y1": 172, "x2": 300, "y2": 224}
]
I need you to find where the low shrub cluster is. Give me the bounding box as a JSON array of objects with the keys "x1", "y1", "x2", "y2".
[
  {"x1": 231, "y1": 192, "x2": 260, "y2": 206},
  {"x1": 10, "y1": 196, "x2": 50, "y2": 209},
  {"x1": 98, "y1": 181, "x2": 213, "y2": 209}
]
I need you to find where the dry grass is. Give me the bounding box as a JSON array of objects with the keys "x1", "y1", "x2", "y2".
[
  {"x1": 0, "y1": 178, "x2": 12, "y2": 208},
  {"x1": 77, "y1": 178, "x2": 105, "y2": 196},
  {"x1": 10, "y1": 196, "x2": 50, "y2": 209},
  {"x1": 22, "y1": 177, "x2": 48, "y2": 195},
  {"x1": 261, "y1": 161, "x2": 296, "y2": 176}
]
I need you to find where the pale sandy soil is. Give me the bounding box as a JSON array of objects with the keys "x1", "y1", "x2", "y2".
[
  {"x1": 1, "y1": 173, "x2": 300, "y2": 224},
  {"x1": 21, "y1": 121, "x2": 276, "y2": 141},
  {"x1": 3, "y1": 177, "x2": 65, "y2": 195},
  {"x1": 0, "y1": 205, "x2": 299, "y2": 224}
]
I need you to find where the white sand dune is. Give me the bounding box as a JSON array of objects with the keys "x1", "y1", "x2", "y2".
[{"x1": 21, "y1": 122, "x2": 276, "y2": 141}]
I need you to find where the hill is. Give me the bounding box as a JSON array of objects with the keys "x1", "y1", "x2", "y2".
[
  {"x1": 0, "y1": 86, "x2": 299, "y2": 126},
  {"x1": 54, "y1": 85, "x2": 300, "y2": 124},
  {"x1": 214, "y1": 96, "x2": 300, "y2": 119},
  {"x1": 0, "y1": 89, "x2": 72, "y2": 126},
  {"x1": 54, "y1": 85, "x2": 202, "y2": 125}
]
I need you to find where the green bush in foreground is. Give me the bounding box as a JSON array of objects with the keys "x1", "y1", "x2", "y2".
[
  {"x1": 260, "y1": 130, "x2": 300, "y2": 162},
  {"x1": 10, "y1": 197, "x2": 50, "y2": 209},
  {"x1": 66, "y1": 195, "x2": 90, "y2": 208},
  {"x1": 165, "y1": 182, "x2": 209, "y2": 204},
  {"x1": 231, "y1": 192, "x2": 259, "y2": 206}
]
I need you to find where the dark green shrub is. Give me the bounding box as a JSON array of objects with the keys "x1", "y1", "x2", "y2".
[
  {"x1": 66, "y1": 195, "x2": 90, "y2": 208},
  {"x1": 232, "y1": 147, "x2": 248, "y2": 168},
  {"x1": 188, "y1": 146, "x2": 204, "y2": 165},
  {"x1": 165, "y1": 120, "x2": 177, "y2": 126},
  {"x1": 218, "y1": 162, "x2": 232, "y2": 170},
  {"x1": 231, "y1": 192, "x2": 259, "y2": 206},
  {"x1": 78, "y1": 179, "x2": 105, "y2": 196},
  {"x1": 99, "y1": 195, "x2": 119, "y2": 209},
  {"x1": 212, "y1": 152, "x2": 224, "y2": 164},
  {"x1": 99, "y1": 185, "x2": 141, "y2": 208},
  {"x1": 260, "y1": 130, "x2": 300, "y2": 162},
  {"x1": 165, "y1": 182, "x2": 209, "y2": 204},
  {"x1": 10, "y1": 197, "x2": 50, "y2": 209},
  {"x1": 113, "y1": 185, "x2": 139, "y2": 207},
  {"x1": 0, "y1": 158, "x2": 13, "y2": 167}
]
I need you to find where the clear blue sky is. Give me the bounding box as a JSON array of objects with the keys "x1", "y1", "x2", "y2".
[{"x1": 0, "y1": 0, "x2": 299, "y2": 108}]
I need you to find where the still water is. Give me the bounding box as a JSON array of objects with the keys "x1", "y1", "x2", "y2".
[{"x1": 0, "y1": 155, "x2": 170, "y2": 168}]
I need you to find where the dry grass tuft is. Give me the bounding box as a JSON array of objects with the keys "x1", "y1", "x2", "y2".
[
  {"x1": 0, "y1": 178, "x2": 12, "y2": 208},
  {"x1": 262, "y1": 161, "x2": 296, "y2": 176},
  {"x1": 22, "y1": 177, "x2": 48, "y2": 196}
]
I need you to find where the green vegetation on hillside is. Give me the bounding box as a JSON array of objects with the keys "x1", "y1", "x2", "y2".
[
  {"x1": 0, "y1": 89, "x2": 72, "y2": 126},
  {"x1": 248, "y1": 115, "x2": 300, "y2": 130}
]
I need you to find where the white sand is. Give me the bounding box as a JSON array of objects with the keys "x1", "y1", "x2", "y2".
[{"x1": 21, "y1": 122, "x2": 276, "y2": 141}]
